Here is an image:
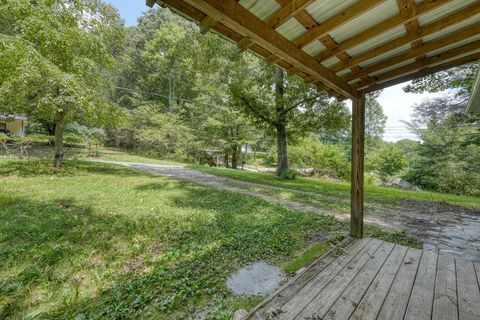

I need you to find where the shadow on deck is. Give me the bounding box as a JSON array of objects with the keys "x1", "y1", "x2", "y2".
[{"x1": 247, "y1": 237, "x2": 480, "y2": 320}]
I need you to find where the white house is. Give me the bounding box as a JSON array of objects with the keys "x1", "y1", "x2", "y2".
[{"x1": 0, "y1": 115, "x2": 27, "y2": 136}]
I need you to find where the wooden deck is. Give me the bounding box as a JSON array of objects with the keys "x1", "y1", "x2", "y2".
[{"x1": 248, "y1": 238, "x2": 480, "y2": 320}]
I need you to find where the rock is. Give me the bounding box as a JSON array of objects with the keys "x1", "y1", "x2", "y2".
[
  {"x1": 391, "y1": 178, "x2": 418, "y2": 191},
  {"x1": 296, "y1": 167, "x2": 315, "y2": 176},
  {"x1": 232, "y1": 309, "x2": 249, "y2": 320},
  {"x1": 226, "y1": 261, "x2": 286, "y2": 297}
]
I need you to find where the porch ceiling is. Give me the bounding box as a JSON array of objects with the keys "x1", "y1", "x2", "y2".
[{"x1": 147, "y1": 0, "x2": 480, "y2": 99}]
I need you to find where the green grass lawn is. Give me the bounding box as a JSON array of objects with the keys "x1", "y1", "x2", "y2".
[
  {"x1": 192, "y1": 166, "x2": 480, "y2": 209},
  {"x1": 91, "y1": 148, "x2": 186, "y2": 166},
  {"x1": 0, "y1": 159, "x2": 351, "y2": 319}
]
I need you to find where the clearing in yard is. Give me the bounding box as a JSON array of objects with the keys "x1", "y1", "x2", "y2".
[{"x1": 0, "y1": 158, "x2": 348, "y2": 319}]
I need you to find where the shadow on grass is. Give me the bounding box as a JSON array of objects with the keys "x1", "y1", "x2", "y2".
[
  {"x1": 0, "y1": 194, "x2": 136, "y2": 319},
  {"x1": 0, "y1": 182, "x2": 345, "y2": 319}
]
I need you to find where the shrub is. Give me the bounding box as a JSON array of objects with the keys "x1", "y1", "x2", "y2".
[
  {"x1": 288, "y1": 137, "x2": 351, "y2": 179},
  {"x1": 278, "y1": 168, "x2": 297, "y2": 180},
  {"x1": 366, "y1": 143, "x2": 405, "y2": 181}
]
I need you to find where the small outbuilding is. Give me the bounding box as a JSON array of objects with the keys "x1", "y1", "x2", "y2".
[{"x1": 0, "y1": 115, "x2": 27, "y2": 136}]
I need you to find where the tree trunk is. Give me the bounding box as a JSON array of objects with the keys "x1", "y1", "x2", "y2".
[
  {"x1": 231, "y1": 144, "x2": 239, "y2": 169},
  {"x1": 276, "y1": 120, "x2": 288, "y2": 174},
  {"x1": 275, "y1": 67, "x2": 288, "y2": 174},
  {"x1": 53, "y1": 110, "x2": 65, "y2": 167},
  {"x1": 224, "y1": 152, "x2": 229, "y2": 168}
]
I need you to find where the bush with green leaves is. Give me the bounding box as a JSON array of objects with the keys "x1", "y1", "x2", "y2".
[
  {"x1": 366, "y1": 143, "x2": 406, "y2": 181},
  {"x1": 265, "y1": 138, "x2": 350, "y2": 179},
  {"x1": 278, "y1": 168, "x2": 297, "y2": 180}
]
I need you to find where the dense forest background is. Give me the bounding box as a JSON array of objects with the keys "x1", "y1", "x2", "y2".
[{"x1": 1, "y1": 1, "x2": 479, "y2": 196}]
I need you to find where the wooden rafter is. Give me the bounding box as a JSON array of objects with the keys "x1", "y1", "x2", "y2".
[
  {"x1": 397, "y1": 0, "x2": 424, "y2": 61},
  {"x1": 294, "y1": 0, "x2": 385, "y2": 48},
  {"x1": 175, "y1": 0, "x2": 356, "y2": 98},
  {"x1": 362, "y1": 51, "x2": 480, "y2": 93},
  {"x1": 344, "y1": 24, "x2": 480, "y2": 82},
  {"x1": 199, "y1": 15, "x2": 217, "y2": 34},
  {"x1": 316, "y1": 0, "x2": 453, "y2": 62},
  {"x1": 330, "y1": 2, "x2": 480, "y2": 73},
  {"x1": 353, "y1": 41, "x2": 480, "y2": 89},
  {"x1": 267, "y1": 0, "x2": 316, "y2": 29}
]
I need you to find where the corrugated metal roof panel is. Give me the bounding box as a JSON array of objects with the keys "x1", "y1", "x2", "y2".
[
  {"x1": 239, "y1": 0, "x2": 281, "y2": 21},
  {"x1": 422, "y1": 13, "x2": 480, "y2": 43},
  {"x1": 306, "y1": 0, "x2": 359, "y2": 24},
  {"x1": 429, "y1": 48, "x2": 480, "y2": 67},
  {"x1": 418, "y1": 0, "x2": 477, "y2": 26},
  {"x1": 302, "y1": 40, "x2": 326, "y2": 57},
  {"x1": 276, "y1": 17, "x2": 307, "y2": 41},
  {"x1": 329, "y1": 0, "x2": 399, "y2": 43},
  {"x1": 427, "y1": 34, "x2": 480, "y2": 57},
  {"x1": 369, "y1": 58, "x2": 416, "y2": 77},
  {"x1": 322, "y1": 56, "x2": 341, "y2": 68},
  {"x1": 358, "y1": 43, "x2": 412, "y2": 68},
  {"x1": 346, "y1": 25, "x2": 406, "y2": 57}
]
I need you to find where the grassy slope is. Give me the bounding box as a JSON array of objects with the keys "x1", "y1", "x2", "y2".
[
  {"x1": 192, "y1": 166, "x2": 480, "y2": 209},
  {"x1": 0, "y1": 159, "x2": 348, "y2": 319}
]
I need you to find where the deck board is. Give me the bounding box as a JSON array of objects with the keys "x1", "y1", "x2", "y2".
[
  {"x1": 404, "y1": 250, "x2": 438, "y2": 320},
  {"x1": 433, "y1": 255, "x2": 458, "y2": 320},
  {"x1": 349, "y1": 245, "x2": 407, "y2": 320},
  {"x1": 290, "y1": 239, "x2": 383, "y2": 319},
  {"x1": 456, "y1": 259, "x2": 480, "y2": 320},
  {"x1": 246, "y1": 238, "x2": 478, "y2": 320},
  {"x1": 376, "y1": 248, "x2": 422, "y2": 320}
]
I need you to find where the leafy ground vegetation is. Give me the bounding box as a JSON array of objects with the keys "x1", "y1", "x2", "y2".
[
  {"x1": 0, "y1": 156, "x2": 428, "y2": 319},
  {"x1": 0, "y1": 158, "x2": 343, "y2": 319}
]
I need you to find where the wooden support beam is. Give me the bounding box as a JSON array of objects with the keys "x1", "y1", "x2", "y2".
[
  {"x1": 362, "y1": 51, "x2": 480, "y2": 93},
  {"x1": 344, "y1": 24, "x2": 480, "y2": 81},
  {"x1": 266, "y1": 54, "x2": 282, "y2": 65},
  {"x1": 267, "y1": 0, "x2": 316, "y2": 29},
  {"x1": 351, "y1": 94, "x2": 365, "y2": 238},
  {"x1": 329, "y1": 1, "x2": 480, "y2": 72},
  {"x1": 316, "y1": 0, "x2": 456, "y2": 62},
  {"x1": 294, "y1": 0, "x2": 385, "y2": 48},
  {"x1": 178, "y1": 0, "x2": 356, "y2": 98},
  {"x1": 353, "y1": 40, "x2": 480, "y2": 89},
  {"x1": 237, "y1": 37, "x2": 255, "y2": 52},
  {"x1": 199, "y1": 16, "x2": 217, "y2": 34}
]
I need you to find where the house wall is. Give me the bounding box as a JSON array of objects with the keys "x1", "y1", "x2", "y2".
[{"x1": 1, "y1": 119, "x2": 26, "y2": 136}]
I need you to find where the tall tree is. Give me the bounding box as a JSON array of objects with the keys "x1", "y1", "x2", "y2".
[
  {"x1": 230, "y1": 61, "x2": 349, "y2": 175},
  {"x1": 365, "y1": 96, "x2": 388, "y2": 148},
  {"x1": 0, "y1": 0, "x2": 124, "y2": 166}
]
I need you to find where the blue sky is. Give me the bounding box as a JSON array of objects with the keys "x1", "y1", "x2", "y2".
[
  {"x1": 106, "y1": 1, "x2": 436, "y2": 141},
  {"x1": 104, "y1": 0, "x2": 150, "y2": 27}
]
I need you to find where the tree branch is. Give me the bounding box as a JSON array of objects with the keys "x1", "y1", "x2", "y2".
[
  {"x1": 284, "y1": 94, "x2": 322, "y2": 114},
  {"x1": 240, "y1": 96, "x2": 277, "y2": 127}
]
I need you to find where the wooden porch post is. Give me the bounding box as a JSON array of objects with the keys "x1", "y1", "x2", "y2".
[{"x1": 351, "y1": 94, "x2": 365, "y2": 238}]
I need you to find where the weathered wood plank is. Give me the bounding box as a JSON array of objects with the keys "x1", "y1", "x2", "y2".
[
  {"x1": 275, "y1": 239, "x2": 382, "y2": 320},
  {"x1": 289, "y1": 239, "x2": 384, "y2": 319},
  {"x1": 404, "y1": 250, "x2": 438, "y2": 320},
  {"x1": 456, "y1": 259, "x2": 480, "y2": 320},
  {"x1": 433, "y1": 255, "x2": 458, "y2": 320},
  {"x1": 376, "y1": 248, "x2": 422, "y2": 320},
  {"x1": 350, "y1": 95, "x2": 365, "y2": 238},
  {"x1": 248, "y1": 238, "x2": 368, "y2": 320},
  {"x1": 349, "y1": 245, "x2": 408, "y2": 320},
  {"x1": 322, "y1": 242, "x2": 396, "y2": 320}
]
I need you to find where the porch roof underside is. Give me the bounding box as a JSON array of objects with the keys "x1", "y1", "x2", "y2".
[{"x1": 147, "y1": 0, "x2": 480, "y2": 100}]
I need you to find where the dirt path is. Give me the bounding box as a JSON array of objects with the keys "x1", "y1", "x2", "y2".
[{"x1": 98, "y1": 161, "x2": 480, "y2": 261}]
